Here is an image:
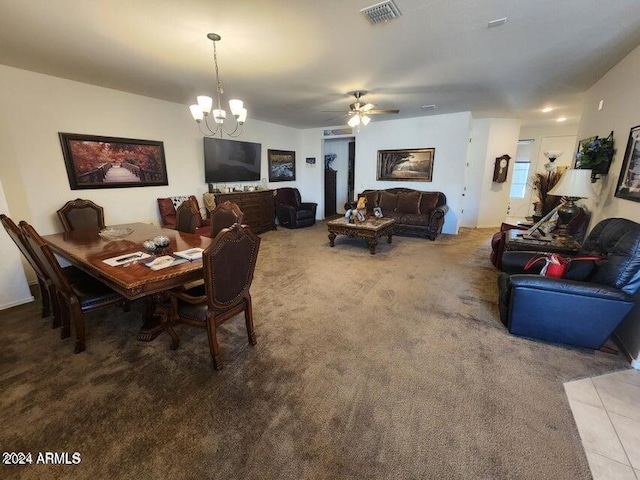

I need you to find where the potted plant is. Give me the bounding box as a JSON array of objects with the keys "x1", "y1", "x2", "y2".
[
  {"x1": 530, "y1": 170, "x2": 563, "y2": 221},
  {"x1": 575, "y1": 132, "x2": 615, "y2": 182}
]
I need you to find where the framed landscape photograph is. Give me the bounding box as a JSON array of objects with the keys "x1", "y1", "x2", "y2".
[
  {"x1": 268, "y1": 149, "x2": 296, "y2": 182},
  {"x1": 59, "y1": 133, "x2": 168, "y2": 190},
  {"x1": 377, "y1": 148, "x2": 435, "y2": 181},
  {"x1": 614, "y1": 125, "x2": 640, "y2": 203}
]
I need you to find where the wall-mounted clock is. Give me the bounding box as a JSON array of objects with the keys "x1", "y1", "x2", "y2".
[{"x1": 493, "y1": 154, "x2": 511, "y2": 183}]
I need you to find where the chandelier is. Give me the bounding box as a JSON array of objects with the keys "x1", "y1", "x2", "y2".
[{"x1": 189, "y1": 33, "x2": 247, "y2": 137}]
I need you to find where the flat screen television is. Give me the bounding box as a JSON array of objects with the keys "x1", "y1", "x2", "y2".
[{"x1": 204, "y1": 137, "x2": 261, "y2": 183}]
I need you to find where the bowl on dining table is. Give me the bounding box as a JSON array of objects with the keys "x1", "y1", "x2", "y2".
[{"x1": 98, "y1": 227, "x2": 134, "y2": 241}]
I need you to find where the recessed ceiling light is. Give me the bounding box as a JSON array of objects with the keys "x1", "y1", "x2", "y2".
[
  {"x1": 421, "y1": 104, "x2": 437, "y2": 110},
  {"x1": 488, "y1": 17, "x2": 508, "y2": 28},
  {"x1": 556, "y1": 117, "x2": 567, "y2": 122},
  {"x1": 542, "y1": 107, "x2": 553, "y2": 113}
]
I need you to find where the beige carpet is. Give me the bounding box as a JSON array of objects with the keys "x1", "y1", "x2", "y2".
[{"x1": 0, "y1": 223, "x2": 629, "y2": 479}]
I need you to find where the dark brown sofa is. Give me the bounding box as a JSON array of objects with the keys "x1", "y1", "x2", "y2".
[{"x1": 347, "y1": 188, "x2": 448, "y2": 240}]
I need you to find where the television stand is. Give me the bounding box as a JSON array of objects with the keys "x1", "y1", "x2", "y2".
[{"x1": 210, "y1": 189, "x2": 276, "y2": 234}]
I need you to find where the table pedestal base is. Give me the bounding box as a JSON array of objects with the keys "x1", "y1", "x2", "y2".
[{"x1": 137, "y1": 295, "x2": 167, "y2": 342}]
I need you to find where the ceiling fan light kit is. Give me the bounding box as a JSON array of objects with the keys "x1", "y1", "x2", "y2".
[{"x1": 189, "y1": 33, "x2": 248, "y2": 138}]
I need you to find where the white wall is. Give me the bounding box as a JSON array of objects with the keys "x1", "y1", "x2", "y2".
[
  {"x1": 575, "y1": 45, "x2": 640, "y2": 367},
  {"x1": 473, "y1": 119, "x2": 521, "y2": 228},
  {"x1": 353, "y1": 112, "x2": 473, "y2": 234},
  {"x1": 0, "y1": 65, "x2": 300, "y2": 289},
  {"x1": 576, "y1": 45, "x2": 640, "y2": 226}
]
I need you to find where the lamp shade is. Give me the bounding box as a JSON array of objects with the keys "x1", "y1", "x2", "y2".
[
  {"x1": 347, "y1": 115, "x2": 360, "y2": 127},
  {"x1": 544, "y1": 150, "x2": 564, "y2": 160},
  {"x1": 547, "y1": 169, "x2": 594, "y2": 198}
]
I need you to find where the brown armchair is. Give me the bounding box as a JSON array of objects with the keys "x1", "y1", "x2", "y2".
[
  {"x1": 274, "y1": 187, "x2": 317, "y2": 228},
  {"x1": 57, "y1": 198, "x2": 105, "y2": 232},
  {"x1": 162, "y1": 224, "x2": 261, "y2": 370},
  {"x1": 157, "y1": 195, "x2": 210, "y2": 236}
]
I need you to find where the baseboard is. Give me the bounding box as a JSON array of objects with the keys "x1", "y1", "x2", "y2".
[
  {"x1": 612, "y1": 332, "x2": 636, "y2": 368},
  {"x1": 0, "y1": 295, "x2": 35, "y2": 311}
]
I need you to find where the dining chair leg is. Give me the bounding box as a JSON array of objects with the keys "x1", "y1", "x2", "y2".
[
  {"x1": 37, "y1": 278, "x2": 51, "y2": 319},
  {"x1": 70, "y1": 302, "x2": 86, "y2": 354},
  {"x1": 160, "y1": 308, "x2": 180, "y2": 350},
  {"x1": 48, "y1": 285, "x2": 62, "y2": 329},
  {"x1": 244, "y1": 298, "x2": 257, "y2": 346},
  {"x1": 205, "y1": 314, "x2": 223, "y2": 370},
  {"x1": 52, "y1": 290, "x2": 71, "y2": 339}
]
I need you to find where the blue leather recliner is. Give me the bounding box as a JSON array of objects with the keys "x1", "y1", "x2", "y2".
[{"x1": 498, "y1": 218, "x2": 640, "y2": 349}]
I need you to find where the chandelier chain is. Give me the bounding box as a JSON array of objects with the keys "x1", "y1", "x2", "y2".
[{"x1": 212, "y1": 39, "x2": 224, "y2": 111}]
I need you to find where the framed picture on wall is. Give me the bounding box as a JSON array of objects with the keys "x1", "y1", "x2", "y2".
[
  {"x1": 59, "y1": 133, "x2": 168, "y2": 190},
  {"x1": 377, "y1": 148, "x2": 435, "y2": 181},
  {"x1": 614, "y1": 125, "x2": 640, "y2": 203},
  {"x1": 268, "y1": 149, "x2": 296, "y2": 182}
]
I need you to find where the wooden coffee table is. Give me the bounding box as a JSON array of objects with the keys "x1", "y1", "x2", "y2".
[{"x1": 327, "y1": 217, "x2": 395, "y2": 255}]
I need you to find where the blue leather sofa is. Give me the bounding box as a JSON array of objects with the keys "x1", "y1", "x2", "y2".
[{"x1": 498, "y1": 218, "x2": 640, "y2": 349}]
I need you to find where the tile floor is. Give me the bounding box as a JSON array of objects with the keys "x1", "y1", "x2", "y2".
[{"x1": 565, "y1": 369, "x2": 640, "y2": 480}]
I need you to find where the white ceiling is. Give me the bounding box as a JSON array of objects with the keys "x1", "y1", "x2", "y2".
[{"x1": 1, "y1": 0, "x2": 639, "y2": 129}]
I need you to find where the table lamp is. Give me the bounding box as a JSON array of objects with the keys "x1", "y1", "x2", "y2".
[{"x1": 547, "y1": 169, "x2": 594, "y2": 239}]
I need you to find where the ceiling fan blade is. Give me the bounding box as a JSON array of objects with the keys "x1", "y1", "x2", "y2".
[
  {"x1": 321, "y1": 110, "x2": 349, "y2": 113},
  {"x1": 368, "y1": 109, "x2": 400, "y2": 115},
  {"x1": 324, "y1": 113, "x2": 349, "y2": 121},
  {"x1": 361, "y1": 103, "x2": 376, "y2": 112}
]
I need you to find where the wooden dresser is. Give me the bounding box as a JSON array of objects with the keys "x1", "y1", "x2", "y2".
[
  {"x1": 324, "y1": 169, "x2": 337, "y2": 217},
  {"x1": 211, "y1": 190, "x2": 276, "y2": 234}
]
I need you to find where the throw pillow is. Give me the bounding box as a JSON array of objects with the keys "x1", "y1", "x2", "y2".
[
  {"x1": 364, "y1": 191, "x2": 379, "y2": 212},
  {"x1": 396, "y1": 191, "x2": 422, "y2": 214},
  {"x1": 420, "y1": 192, "x2": 439, "y2": 213},
  {"x1": 379, "y1": 191, "x2": 398, "y2": 212}
]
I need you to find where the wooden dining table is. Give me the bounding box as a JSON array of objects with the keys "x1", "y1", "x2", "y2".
[{"x1": 43, "y1": 222, "x2": 213, "y2": 341}]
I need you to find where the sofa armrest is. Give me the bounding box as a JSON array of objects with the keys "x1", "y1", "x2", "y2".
[
  {"x1": 505, "y1": 274, "x2": 635, "y2": 349},
  {"x1": 429, "y1": 204, "x2": 449, "y2": 221},
  {"x1": 275, "y1": 204, "x2": 297, "y2": 227},
  {"x1": 300, "y1": 202, "x2": 318, "y2": 214},
  {"x1": 508, "y1": 274, "x2": 633, "y2": 302}
]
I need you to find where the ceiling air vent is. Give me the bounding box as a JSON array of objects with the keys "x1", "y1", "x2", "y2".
[{"x1": 360, "y1": 0, "x2": 402, "y2": 24}]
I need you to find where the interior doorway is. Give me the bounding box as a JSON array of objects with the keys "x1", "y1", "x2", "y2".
[{"x1": 323, "y1": 136, "x2": 355, "y2": 218}]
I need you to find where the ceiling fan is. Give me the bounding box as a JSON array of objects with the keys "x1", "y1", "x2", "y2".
[{"x1": 325, "y1": 91, "x2": 399, "y2": 127}]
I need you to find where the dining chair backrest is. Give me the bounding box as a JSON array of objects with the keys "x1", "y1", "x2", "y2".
[
  {"x1": 210, "y1": 201, "x2": 244, "y2": 239},
  {"x1": 57, "y1": 198, "x2": 106, "y2": 232},
  {"x1": 204, "y1": 223, "x2": 260, "y2": 310},
  {"x1": 1, "y1": 214, "x2": 49, "y2": 281},
  {"x1": 20, "y1": 221, "x2": 74, "y2": 295},
  {"x1": 175, "y1": 200, "x2": 198, "y2": 234}
]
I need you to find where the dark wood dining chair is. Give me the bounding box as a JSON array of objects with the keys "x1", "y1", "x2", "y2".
[
  {"x1": 1, "y1": 214, "x2": 54, "y2": 321},
  {"x1": 57, "y1": 198, "x2": 106, "y2": 232},
  {"x1": 209, "y1": 201, "x2": 244, "y2": 238},
  {"x1": 20, "y1": 221, "x2": 125, "y2": 353},
  {"x1": 175, "y1": 200, "x2": 198, "y2": 234},
  {"x1": 162, "y1": 224, "x2": 261, "y2": 370}
]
